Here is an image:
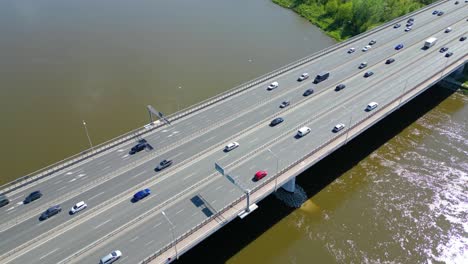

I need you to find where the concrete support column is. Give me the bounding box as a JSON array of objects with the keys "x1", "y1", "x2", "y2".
[
  {"x1": 451, "y1": 63, "x2": 465, "y2": 77},
  {"x1": 281, "y1": 177, "x2": 296, "y2": 193}
]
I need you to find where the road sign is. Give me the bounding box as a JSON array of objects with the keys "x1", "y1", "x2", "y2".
[{"x1": 215, "y1": 162, "x2": 224, "y2": 176}]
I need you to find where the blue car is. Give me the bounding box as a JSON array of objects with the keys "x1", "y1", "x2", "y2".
[
  {"x1": 395, "y1": 44, "x2": 404, "y2": 50},
  {"x1": 432, "y1": 10, "x2": 439, "y2": 15},
  {"x1": 133, "y1": 188, "x2": 151, "y2": 201}
]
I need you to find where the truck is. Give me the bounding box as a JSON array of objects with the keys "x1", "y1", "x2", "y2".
[{"x1": 424, "y1": 37, "x2": 437, "y2": 48}]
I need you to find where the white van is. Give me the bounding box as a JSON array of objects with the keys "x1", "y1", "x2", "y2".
[
  {"x1": 366, "y1": 102, "x2": 379, "y2": 111},
  {"x1": 297, "y1": 127, "x2": 311, "y2": 137}
]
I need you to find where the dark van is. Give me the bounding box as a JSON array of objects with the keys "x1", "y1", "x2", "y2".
[{"x1": 314, "y1": 72, "x2": 330, "y2": 84}]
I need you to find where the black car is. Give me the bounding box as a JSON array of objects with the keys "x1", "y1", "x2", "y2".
[
  {"x1": 432, "y1": 10, "x2": 439, "y2": 15},
  {"x1": 156, "y1": 159, "x2": 173, "y2": 171},
  {"x1": 40, "y1": 205, "x2": 61, "y2": 220},
  {"x1": 455, "y1": 1, "x2": 459, "y2": 4},
  {"x1": 303, "y1": 89, "x2": 314, "y2": 96},
  {"x1": 439, "y1": 47, "x2": 449, "y2": 53},
  {"x1": 335, "y1": 84, "x2": 346, "y2": 91},
  {"x1": 270, "y1": 117, "x2": 284, "y2": 127},
  {"x1": 445, "y1": 52, "x2": 453, "y2": 57},
  {"x1": 393, "y1": 23, "x2": 401, "y2": 28},
  {"x1": 24, "y1": 191, "x2": 42, "y2": 204},
  {"x1": 386, "y1": 58, "x2": 395, "y2": 64},
  {"x1": 437, "y1": 11, "x2": 444, "y2": 16},
  {"x1": 460, "y1": 36, "x2": 467, "y2": 41},
  {"x1": 369, "y1": 40, "x2": 376, "y2": 45},
  {"x1": 364, "y1": 71, "x2": 374, "y2": 78},
  {"x1": 129, "y1": 141, "x2": 147, "y2": 155},
  {"x1": 407, "y1": 18, "x2": 414, "y2": 23},
  {"x1": 0, "y1": 195, "x2": 9, "y2": 208}
]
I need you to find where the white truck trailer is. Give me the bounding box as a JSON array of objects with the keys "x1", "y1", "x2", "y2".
[{"x1": 424, "y1": 37, "x2": 437, "y2": 48}]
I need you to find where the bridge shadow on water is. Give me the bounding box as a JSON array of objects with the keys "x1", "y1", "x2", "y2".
[{"x1": 177, "y1": 85, "x2": 457, "y2": 263}]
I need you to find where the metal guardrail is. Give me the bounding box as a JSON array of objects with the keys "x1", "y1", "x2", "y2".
[
  {"x1": 0, "y1": 0, "x2": 448, "y2": 195},
  {"x1": 139, "y1": 45, "x2": 464, "y2": 264}
]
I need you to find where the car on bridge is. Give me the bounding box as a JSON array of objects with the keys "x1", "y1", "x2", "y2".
[
  {"x1": 386, "y1": 58, "x2": 395, "y2": 64},
  {"x1": 24, "y1": 191, "x2": 42, "y2": 204},
  {"x1": 303, "y1": 89, "x2": 314, "y2": 96},
  {"x1": 369, "y1": 40, "x2": 376, "y2": 45},
  {"x1": 70, "y1": 201, "x2": 87, "y2": 214},
  {"x1": 129, "y1": 140, "x2": 148, "y2": 155},
  {"x1": 270, "y1": 117, "x2": 284, "y2": 127},
  {"x1": 224, "y1": 142, "x2": 239, "y2": 152},
  {"x1": 254, "y1": 170, "x2": 267, "y2": 181},
  {"x1": 279, "y1": 100, "x2": 290, "y2": 108},
  {"x1": 0, "y1": 195, "x2": 9, "y2": 208},
  {"x1": 359, "y1": 62, "x2": 368, "y2": 69},
  {"x1": 297, "y1": 126, "x2": 311, "y2": 137},
  {"x1": 347, "y1": 47, "x2": 355, "y2": 54},
  {"x1": 362, "y1": 45, "x2": 371, "y2": 52},
  {"x1": 393, "y1": 23, "x2": 401, "y2": 28},
  {"x1": 297, "y1": 73, "x2": 309, "y2": 81},
  {"x1": 100, "y1": 250, "x2": 122, "y2": 264},
  {"x1": 445, "y1": 27, "x2": 452, "y2": 33},
  {"x1": 39, "y1": 205, "x2": 62, "y2": 221},
  {"x1": 445, "y1": 52, "x2": 453, "y2": 58},
  {"x1": 366, "y1": 102, "x2": 379, "y2": 111},
  {"x1": 405, "y1": 27, "x2": 412, "y2": 32},
  {"x1": 364, "y1": 71, "x2": 374, "y2": 78},
  {"x1": 156, "y1": 159, "x2": 173, "y2": 171},
  {"x1": 395, "y1": 44, "x2": 404, "y2": 50},
  {"x1": 267, "y1": 81, "x2": 279, "y2": 90},
  {"x1": 333, "y1": 123, "x2": 346, "y2": 133},
  {"x1": 335, "y1": 84, "x2": 346, "y2": 91},
  {"x1": 460, "y1": 36, "x2": 466, "y2": 41},
  {"x1": 437, "y1": 11, "x2": 444, "y2": 16},
  {"x1": 133, "y1": 189, "x2": 151, "y2": 202},
  {"x1": 432, "y1": 10, "x2": 439, "y2": 15},
  {"x1": 439, "y1": 47, "x2": 448, "y2": 53}
]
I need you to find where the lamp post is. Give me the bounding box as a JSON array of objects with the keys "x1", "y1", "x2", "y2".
[
  {"x1": 162, "y1": 211, "x2": 178, "y2": 259},
  {"x1": 267, "y1": 148, "x2": 280, "y2": 192},
  {"x1": 82, "y1": 120, "x2": 94, "y2": 151}
]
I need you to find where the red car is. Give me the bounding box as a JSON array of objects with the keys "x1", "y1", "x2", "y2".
[{"x1": 254, "y1": 170, "x2": 268, "y2": 181}]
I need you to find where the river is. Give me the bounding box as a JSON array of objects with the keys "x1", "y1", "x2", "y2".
[{"x1": 1, "y1": 0, "x2": 466, "y2": 263}]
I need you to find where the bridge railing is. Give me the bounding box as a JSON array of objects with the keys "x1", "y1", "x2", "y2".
[
  {"x1": 1, "y1": 0, "x2": 447, "y2": 195},
  {"x1": 140, "y1": 45, "x2": 464, "y2": 264}
]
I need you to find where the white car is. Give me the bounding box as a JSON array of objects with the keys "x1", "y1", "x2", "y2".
[
  {"x1": 366, "y1": 102, "x2": 379, "y2": 111},
  {"x1": 224, "y1": 142, "x2": 239, "y2": 152},
  {"x1": 445, "y1": 27, "x2": 452, "y2": 33},
  {"x1": 297, "y1": 73, "x2": 309, "y2": 81},
  {"x1": 267, "y1": 81, "x2": 279, "y2": 90},
  {"x1": 333, "y1": 123, "x2": 346, "y2": 132},
  {"x1": 405, "y1": 27, "x2": 412, "y2": 32},
  {"x1": 70, "y1": 201, "x2": 87, "y2": 214},
  {"x1": 362, "y1": 45, "x2": 371, "y2": 52},
  {"x1": 348, "y1": 47, "x2": 355, "y2": 53},
  {"x1": 100, "y1": 250, "x2": 122, "y2": 264}
]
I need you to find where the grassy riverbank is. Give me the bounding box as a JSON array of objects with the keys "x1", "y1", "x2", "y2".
[{"x1": 273, "y1": 0, "x2": 437, "y2": 41}]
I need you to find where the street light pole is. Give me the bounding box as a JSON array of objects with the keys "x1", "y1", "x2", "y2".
[
  {"x1": 162, "y1": 211, "x2": 178, "y2": 259},
  {"x1": 267, "y1": 148, "x2": 280, "y2": 192},
  {"x1": 82, "y1": 120, "x2": 94, "y2": 151}
]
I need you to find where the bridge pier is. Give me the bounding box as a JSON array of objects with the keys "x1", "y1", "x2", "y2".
[{"x1": 281, "y1": 177, "x2": 296, "y2": 193}]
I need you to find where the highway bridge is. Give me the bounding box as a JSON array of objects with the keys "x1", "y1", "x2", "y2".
[{"x1": 0, "y1": 0, "x2": 467, "y2": 263}]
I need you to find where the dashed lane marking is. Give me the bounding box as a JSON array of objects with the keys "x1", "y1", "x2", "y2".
[
  {"x1": 94, "y1": 219, "x2": 112, "y2": 229},
  {"x1": 39, "y1": 248, "x2": 59, "y2": 260}
]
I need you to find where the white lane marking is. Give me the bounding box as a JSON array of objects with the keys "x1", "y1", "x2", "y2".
[
  {"x1": 192, "y1": 212, "x2": 198, "y2": 217},
  {"x1": 17, "y1": 201, "x2": 24, "y2": 205},
  {"x1": 117, "y1": 149, "x2": 125, "y2": 152},
  {"x1": 153, "y1": 222, "x2": 162, "y2": 229},
  {"x1": 265, "y1": 156, "x2": 272, "y2": 161},
  {"x1": 173, "y1": 131, "x2": 180, "y2": 134},
  {"x1": 175, "y1": 209, "x2": 184, "y2": 215},
  {"x1": 88, "y1": 191, "x2": 105, "y2": 201},
  {"x1": 129, "y1": 236, "x2": 139, "y2": 242},
  {"x1": 132, "y1": 170, "x2": 148, "y2": 179},
  {"x1": 54, "y1": 180, "x2": 63, "y2": 185},
  {"x1": 77, "y1": 173, "x2": 86, "y2": 178},
  {"x1": 102, "y1": 166, "x2": 111, "y2": 170},
  {"x1": 233, "y1": 121, "x2": 245, "y2": 128},
  {"x1": 5, "y1": 207, "x2": 15, "y2": 211},
  {"x1": 215, "y1": 185, "x2": 223, "y2": 191},
  {"x1": 211, "y1": 200, "x2": 217, "y2": 204},
  {"x1": 145, "y1": 240, "x2": 155, "y2": 246},
  {"x1": 122, "y1": 154, "x2": 129, "y2": 159},
  {"x1": 202, "y1": 135, "x2": 216, "y2": 144},
  {"x1": 94, "y1": 219, "x2": 112, "y2": 229},
  {"x1": 66, "y1": 172, "x2": 73, "y2": 175},
  {"x1": 69, "y1": 178, "x2": 76, "y2": 183},
  {"x1": 39, "y1": 248, "x2": 59, "y2": 260},
  {"x1": 171, "y1": 152, "x2": 184, "y2": 159},
  {"x1": 167, "y1": 134, "x2": 173, "y2": 138},
  {"x1": 183, "y1": 172, "x2": 197, "y2": 180},
  {"x1": 57, "y1": 186, "x2": 67, "y2": 191},
  {"x1": 7, "y1": 209, "x2": 17, "y2": 215}
]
